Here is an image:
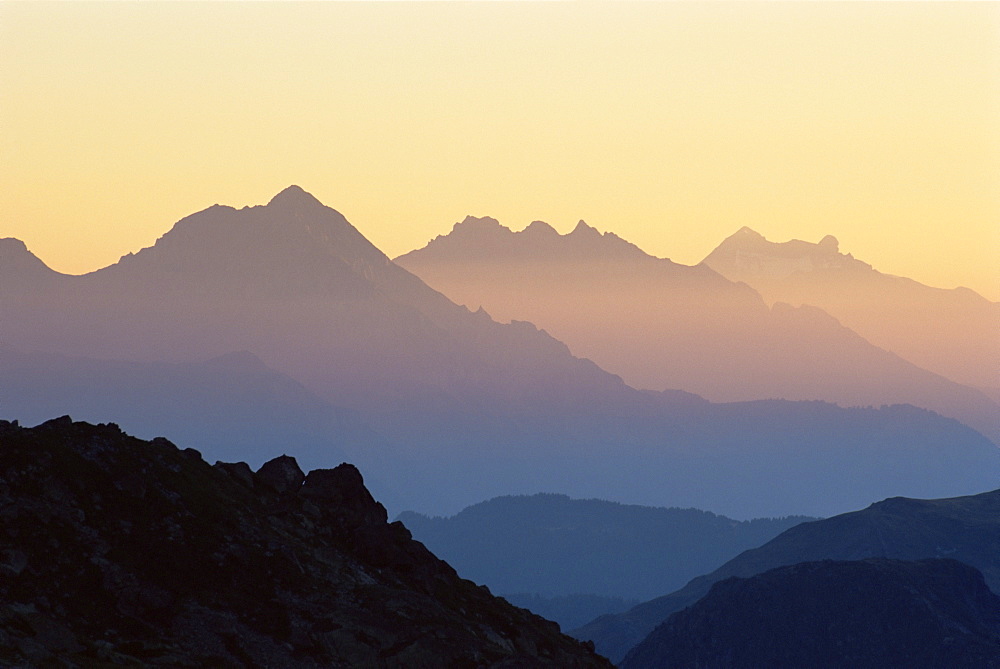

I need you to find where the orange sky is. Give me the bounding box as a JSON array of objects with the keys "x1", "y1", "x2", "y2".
[{"x1": 2, "y1": 2, "x2": 998, "y2": 300}]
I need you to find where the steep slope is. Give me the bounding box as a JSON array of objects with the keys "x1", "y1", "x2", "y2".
[
  {"x1": 0, "y1": 417, "x2": 611, "y2": 667},
  {"x1": 572, "y1": 487, "x2": 1000, "y2": 662},
  {"x1": 396, "y1": 217, "x2": 1000, "y2": 443},
  {"x1": 2, "y1": 187, "x2": 999, "y2": 519},
  {"x1": 397, "y1": 493, "x2": 812, "y2": 601},
  {"x1": 703, "y1": 227, "x2": 1000, "y2": 391},
  {"x1": 621, "y1": 559, "x2": 1000, "y2": 669},
  {"x1": 0, "y1": 238, "x2": 67, "y2": 293}
]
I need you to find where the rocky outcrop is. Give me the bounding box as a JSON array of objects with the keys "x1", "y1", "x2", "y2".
[{"x1": 0, "y1": 417, "x2": 610, "y2": 667}]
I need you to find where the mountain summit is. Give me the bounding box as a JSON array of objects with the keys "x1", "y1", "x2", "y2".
[
  {"x1": 704, "y1": 228, "x2": 1000, "y2": 390},
  {"x1": 705, "y1": 227, "x2": 862, "y2": 279},
  {"x1": 95, "y1": 185, "x2": 392, "y2": 299},
  {"x1": 0, "y1": 238, "x2": 65, "y2": 291},
  {"x1": 266, "y1": 183, "x2": 325, "y2": 208}
]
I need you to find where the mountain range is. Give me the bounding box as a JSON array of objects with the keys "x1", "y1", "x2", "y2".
[
  {"x1": 572, "y1": 486, "x2": 1000, "y2": 662},
  {"x1": 2, "y1": 186, "x2": 997, "y2": 519},
  {"x1": 704, "y1": 226, "x2": 1000, "y2": 393},
  {"x1": 396, "y1": 216, "x2": 999, "y2": 443},
  {"x1": 398, "y1": 494, "x2": 812, "y2": 602}
]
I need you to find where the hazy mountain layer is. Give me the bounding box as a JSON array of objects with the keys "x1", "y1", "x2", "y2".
[
  {"x1": 0, "y1": 188, "x2": 630, "y2": 431},
  {"x1": 396, "y1": 217, "x2": 999, "y2": 443},
  {"x1": 2, "y1": 187, "x2": 998, "y2": 519},
  {"x1": 572, "y1": 487, "x2": 1000, "y2": 662},
  {"x1": 703, "y1": 227, "x2": 1000, "y2": 391},
  {"x1": 0, "y1": 417, "x2": 610, "y2": 667},
  {"x1": 621, "y1": 559, "x2": 1000, "y2": 669},
  {"x1": 0, "y1": 347, "x2": 381, "y2": 474},
  {"x1": 397, "y1": 493, "x2": 812, "y2": 601},
  {"x1": 501, "y1": 594, "x2": 640, "y2": 634}
]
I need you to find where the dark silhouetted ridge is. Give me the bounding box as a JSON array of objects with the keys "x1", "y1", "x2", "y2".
[
  {"x1": 0, "y1": 417, "x2": 611, "y2": 667},
  {"x1": 621, "y1": 558, "x2": 1000, "y2": 669},
  {"x1": 572, "y1": 487, "x2": 1000, "y2": 663}
]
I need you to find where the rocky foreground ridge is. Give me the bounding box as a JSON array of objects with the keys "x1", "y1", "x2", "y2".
[{"x1": 0, "y1": 417, "x2": 610, "y2": 667}]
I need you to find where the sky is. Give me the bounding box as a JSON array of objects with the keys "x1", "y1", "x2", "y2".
[{"x1": 2, "y1": 2, "x2": 998, "y2": 300}]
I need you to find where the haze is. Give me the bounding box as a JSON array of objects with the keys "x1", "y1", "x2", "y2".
[{"x1": 2, "y1": 2, "x2": 998, "y2": 300}]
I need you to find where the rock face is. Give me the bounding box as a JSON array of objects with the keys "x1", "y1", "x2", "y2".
[
  {"x1": 621, "y1": 558, "x2": 1000, "y2": 669},
  {"x1": 0, "y1": 417, "x2": 611, "y2": 668}
]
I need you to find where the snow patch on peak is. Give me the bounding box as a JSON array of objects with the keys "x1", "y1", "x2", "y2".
[{"x1": 735, "y1": 226, "x2": 765, "y2": 239}]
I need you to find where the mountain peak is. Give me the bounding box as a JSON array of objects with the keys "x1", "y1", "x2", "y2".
[
  {"x1": 569, "y1": 220, "x2": 600, "y2": 237},
  {"x1": 267, "y1": 185, "x2": 324, "y2": 209},
  {"x1": 447, "y1": 216, "x2": 507, "y2": 240},
  {"x1": 522, "y1": 220, "x2": 558, "y2": 236},
  {"x1": 731, "y1": 226, "x2": 766, "y2": 242},
  {"x1": 0, "y1": 237, "x2": 30, "y2": 255},
  {"x1": 818, "y1": 234, "x2": 839, "y2": 252},
  {"x1": 457, "y1": 215, "x2": 502, "y2": 229},
  {"x1": 0, "y1": 237, "x2": 61, "y2": 285}
]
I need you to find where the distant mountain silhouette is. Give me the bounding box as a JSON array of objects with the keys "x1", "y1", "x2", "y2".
[
  {"x1": 2, "y1": 187, "x2": 999, "y2": 518},
  {"x1": 396, "y1": 217, "x2": 1000, "y2": 444},
  {"x1": 572, "y1": 487, "x2": 1000, "y2": 662},
  {"x1": 0, "y1": 187, "x2": 627, "y2": 419},
  {"x1": 397, "y1": 493, "x2": 812, "y2": 601},
  {"x1": 0, "y1": 417, "x2": 609, "y2": 667},
  {"x1": 621, "y1": 558, "x2": 1000, "y2": 669},
  {"x1": 0, "y1": 238, "x2": 66, "y2": 292},
  {"x1": 0, "y1": 346, "x2": 379, "y2": 474},
  {"x1": 703, "y1": 227, "x2": 1000, "y2": 391}
]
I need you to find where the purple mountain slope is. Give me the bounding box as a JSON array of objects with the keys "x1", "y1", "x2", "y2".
[
  {"x1": 0, "y1": 346, "x2": 382, "y2": 475},
  {"x1": 396, "y1": 217, "x2": 999, "y2": 443},
  {"x1": 2, "y1": 187, "x2": 998, "y2": 517}
]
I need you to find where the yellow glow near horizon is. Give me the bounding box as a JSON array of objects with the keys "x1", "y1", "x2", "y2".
[{"x1": 1, "y1": 2, "x2": 998, "y2": 299}]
